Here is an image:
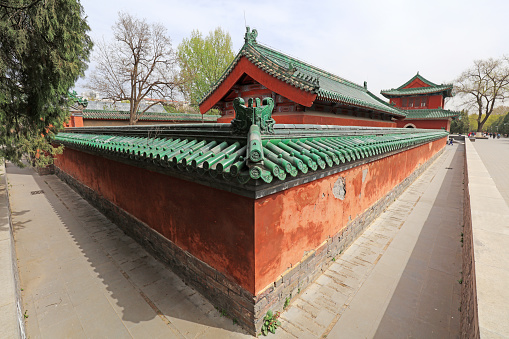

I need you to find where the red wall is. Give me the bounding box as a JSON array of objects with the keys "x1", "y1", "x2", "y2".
[
  {"x1": 54, "y1": 149, "x2": 256, "y2": 293},
  {"x1": 65, "y1": 115, "x2": 84, "y2": 128},
  {"x1": 390, "y1": 94, "x2": 443, "y2": 110},
  {"x1": 55, "y1": 136, "x2": 446, "y2": 296},
  {"x1": 253, "y1": 137, "x2": 446, "y2": 294},
  {"x1": 428, "y1": 94, "x2": 443, "y2": 109},
  {"x1": 404, "y1": 78, "x2": 429, "y2": 89},
  {"x1": 396, "y1": 119, "x2": 450, "y2": 131},
  {"x1": 218, "y1": 113, "x2": 396, "y2": 128}
]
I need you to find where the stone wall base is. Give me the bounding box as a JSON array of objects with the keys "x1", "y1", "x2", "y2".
[
  {"x1": 55, "y1": 146, "x2": 444, "y2": 336},
  {"x1": 460, "y1": 144, "x2": 479, "y2": 339}
]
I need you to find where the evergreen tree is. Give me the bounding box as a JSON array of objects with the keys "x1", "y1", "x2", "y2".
[
  {"x1": 0, "y1": 0, "x2": 92, "y2": 166},
  {"x1": 450, "y1": 110, "x2": 470, "y2": 134}
]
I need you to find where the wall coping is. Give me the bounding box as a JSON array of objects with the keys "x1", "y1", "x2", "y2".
[
  {"x1": 55, "y1": 124, "x2": 447, "y2": 198},
  {"x1": 465, "y1": 139, "x2": 509, "y2": 337}
]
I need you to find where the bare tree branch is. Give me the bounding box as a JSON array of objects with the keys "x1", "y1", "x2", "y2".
[
  {"x1": 454, "y1": 57, "x2": 509, "y2": 132},
  {"x1": 86, "y1": 12, "x2": 177, "y2": 124}
]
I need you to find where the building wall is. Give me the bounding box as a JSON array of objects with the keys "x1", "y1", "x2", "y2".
[
  {"x1": 428, "y1": 94, "x2": 444, "y2": 109},
  {"x1": 390, "y1": 94, "x2": 443, "y2": 110},
  {"x1": 253, "y1": 137, "x2": 447, "y2": 294},
  {"x1": 396, "y1": 119, "x2": 450, "y2": 131},
  {"x1": 54, "y1": 149, "x2": 256, "y2": 294},
  {"x1": 218, "y1": 112, "x2": 396, "y2": 128},
  {"x1": 65, "y1": 114, "x2": 84, "y2": 128},
  {"x1": 82, "y1": 120, "x2": 211, "y2": 127}
]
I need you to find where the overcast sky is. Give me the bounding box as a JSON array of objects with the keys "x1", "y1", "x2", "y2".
[{"x1": 76, "y1": 0, "x2": 509, "y2": 111}]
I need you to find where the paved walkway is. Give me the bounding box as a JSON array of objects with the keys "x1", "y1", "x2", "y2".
[
  {"x1": 472, "y1": 137, "x2": 509, "y2": 208},
  {"x1": 8, "y1": 144, "x2": 464, "y2": 339}
]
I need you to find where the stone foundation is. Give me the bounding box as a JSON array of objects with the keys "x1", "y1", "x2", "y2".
[{"x1": 460, "y1": 142, "x2": 480, "y2": 339}]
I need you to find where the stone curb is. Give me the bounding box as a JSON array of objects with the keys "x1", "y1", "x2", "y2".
[
  {"x1": 0, "y1": 162, "x2": 26, "y2": 339},
  {"x1": 463, "y1": 139, "x2": 509, "y2": 338}
]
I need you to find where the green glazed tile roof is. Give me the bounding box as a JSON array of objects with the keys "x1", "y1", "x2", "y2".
[
  {"x1": 403, "y1": 108, "x2": 460, "y2": 120},
  {"x1": 381, "y1": 73, "x2": 453, "y2": 98},
  {"x1": 82, "y1": 110, "x2": 219, "y2": 122},
  {"x1": 55, "y1": 125, "x2": 447, "y2": 185},
  {"x1": 199, "y1": 28, "x2": 405, "y2": 118}
]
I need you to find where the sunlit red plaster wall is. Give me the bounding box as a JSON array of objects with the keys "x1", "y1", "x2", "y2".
[
  {"x1": 396, "y1": 119, "x2": 450, "y2": 131},
  {"x1": 54, "y1": 149, "x2": 256, "y2": 293},
  {"x1": 65, "y1": 115, "x2": 84, "y2": 128},
  {"x1": 253, "y1": 137, "x2": 447, "y2": 294},
  {"x1": 218, "y1": 114, "x2": 396, "y2": 128}
]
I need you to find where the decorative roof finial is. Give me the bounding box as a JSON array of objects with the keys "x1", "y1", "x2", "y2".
[
  {"x1": 68, "y1": 90, "x2": 88, "y2": 109},
  {"x1": 244, "y1": 26, "x2": 258, "y2": 45},
  {"x1": 231, "y1": 96, "x2": 275, "y2": 134},
  {"x1": 364, "y1": 81, "x2": 367, "y2": 89}
]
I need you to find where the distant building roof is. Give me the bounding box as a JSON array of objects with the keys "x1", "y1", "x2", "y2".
[
  {"x1": 86, "y1": 101, "x2": 167, "y2": 113},
  {"x1": 82, "y1": 109, "x2": 219, "y2": 122},
  {"x1": 403, "y1": 108, "x2": 460, "y2": 120},
  {"x1": 381, "y1": 73, "x2": 453, "y2": 98},
  {"x1": 199, "y1": 27, "x2": 405, "y2": 118}
]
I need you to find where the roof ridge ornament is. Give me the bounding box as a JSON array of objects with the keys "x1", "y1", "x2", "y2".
[
  {"x1": 68, "y1": 90, "x2": 88, "y2": 109},
  {"x1": 231, "y1": 97, "x2": 275, "y2": 134},
  {"x1": 244, "y1": 26, "x2": 258, "y2": 45}
]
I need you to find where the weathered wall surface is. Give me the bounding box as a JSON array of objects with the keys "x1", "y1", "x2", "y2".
[
  {"x1": 218, "y1": 112, "x2": 396, "y2": 128},
  {"x1": 54, "y1": 149, "x2": 256, "y2": 294},
  {"x1": 396, "y1": 119, "x2": 450, "y2": 131},
  {"x1": 254, "y1": 138, "x2": 447, "y2": 295},
  {"x1": 461, "y1": 140, "x2": 479, "y2": 339}
]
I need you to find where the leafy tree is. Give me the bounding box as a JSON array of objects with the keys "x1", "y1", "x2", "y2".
[
  {"x1": 87, "y1": 12, "x2": 179, "y2": 125},
  {"x1": 488, "y1": 111, "x2": 509, "y2": 135},
  {"x1": 454, "y1": 57, "x2": 509, "y2": 133},
  {"x1": 450, "y1": 110, "x2": 470, "y2": 134},
  {"x1": 177, "y1": 27, "x2": 235, "y2": 106},
  {"x1": 0, "y1": 0, "x2": 92, "y2": 166}
]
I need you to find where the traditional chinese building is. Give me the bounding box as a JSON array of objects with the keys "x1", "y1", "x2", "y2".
[
  {"x1": 381, "y1": 73, "x2": 460, "y2": 131},
  {"x1": 199, "y1": 27, "x2": 406, "y2": 128}
]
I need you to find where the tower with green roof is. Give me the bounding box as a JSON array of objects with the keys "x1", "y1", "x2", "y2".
[{"x1": 381, "y1": 73, "x2": 460, "y2": 131}]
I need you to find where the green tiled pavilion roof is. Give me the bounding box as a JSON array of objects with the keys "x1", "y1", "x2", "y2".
[
  {"x1": 403, "y1": 108, "x2": 460, "y2": 120},
  {"x1": 199, "y1": 28, "x2": 405, "y2": 118},
  {"x1": 82, "y1": 110, "x2": 219, "y2": 122},
  {"x1": 381, "y1": 73, "x2": 453, "y2": 98},
  {"x1": 55, "y1": 124, "x2": 447, "y2": 186}
]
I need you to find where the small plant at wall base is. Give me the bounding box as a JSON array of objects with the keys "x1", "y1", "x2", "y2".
[
  {"x1": 261, "y1": 310, "x2": 281, "y2": 336},
  {"x1": 284, "y1": 297, "x2": 290, "y2": 309}
]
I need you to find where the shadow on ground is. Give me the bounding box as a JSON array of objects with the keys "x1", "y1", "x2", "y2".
[
  {"x1": 374, "y1": 145, "x2": 464, "y2": 338},
  {"x1": 8, "y1": 162, "x2": 248, "y2": 337}
]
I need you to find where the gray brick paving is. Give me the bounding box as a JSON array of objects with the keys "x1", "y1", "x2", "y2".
[{"x1": 8, "y1": 144, "x2": 464, "y2": 338}]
